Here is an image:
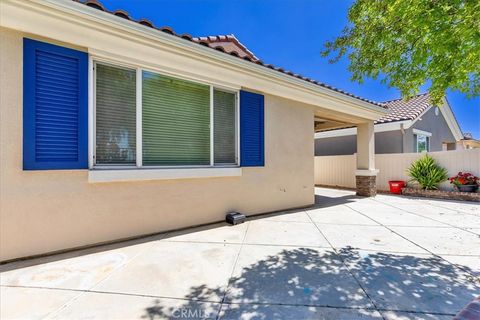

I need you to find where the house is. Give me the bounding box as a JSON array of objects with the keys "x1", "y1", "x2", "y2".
[
  {"x1": 0, "y1": 0, "x2": 388, "y2": 262},
  {"x1": 315, "y1": 93, "x2": 464, "y2": 156},
  {"x1": 458, "y1": 133, "x2": 480, "y2": 150}
]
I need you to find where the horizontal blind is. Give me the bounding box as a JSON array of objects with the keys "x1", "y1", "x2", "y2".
[
  {"x1": 142, "y1": 72, "x2": 210, "y2": 166},
  {"x1": 214, "y1": 89, "x2": 236, "y2": 164},
  {"x1": 95, "y1": 63, "x2": 136, "y2": 165}
]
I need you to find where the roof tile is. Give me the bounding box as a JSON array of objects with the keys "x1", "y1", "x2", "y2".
[{"x1": 377, "y1": 93, "x2": 431, "y2": 123}]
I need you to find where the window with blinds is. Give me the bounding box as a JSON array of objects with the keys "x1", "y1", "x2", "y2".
[
  {"x1": 95, "y1": 63, "x2": 136, "y2": 165},
  {"x1": 214, "y1": 89, "x2": 237, "y2": 165},
  {"x1": 94, "y1": 61, "x2": 239, "y2": 168},
  {"x1": 142, "y1": 71, "x2": 211, "y2": 166}
]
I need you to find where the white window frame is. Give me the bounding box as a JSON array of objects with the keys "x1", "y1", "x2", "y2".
[
  {"x1": 413, "y1": 129, "x2": 431, "y2": 153},
  {"x1": 90, "y1": 57, "x2": 240, "y2": 172}
]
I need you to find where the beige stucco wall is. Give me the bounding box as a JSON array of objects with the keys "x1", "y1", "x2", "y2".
[{"x1": 0, "y1": 28, "x2": 315, "y2": 262}]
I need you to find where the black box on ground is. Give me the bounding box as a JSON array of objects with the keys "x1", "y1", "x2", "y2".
[{"x1": 226, "y1": 212, "x2": 246, "y2": 225}]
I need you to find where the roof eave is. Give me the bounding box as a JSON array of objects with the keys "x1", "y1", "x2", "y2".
[{"x1": 5, "y1": 0, "x2": 388, "y2": 118}]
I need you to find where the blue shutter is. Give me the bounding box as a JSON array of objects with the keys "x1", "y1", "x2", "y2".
[
  {"x1": 240, "y1": 90, "x2": 264, "y2": 167},
  {"x1": 23, "y1": 38, "x2": 88, "y2": 170}
]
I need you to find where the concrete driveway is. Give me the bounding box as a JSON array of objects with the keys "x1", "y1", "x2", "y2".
[{"x1": 1, "y1": 187, "x2": 479, "y2": 320}]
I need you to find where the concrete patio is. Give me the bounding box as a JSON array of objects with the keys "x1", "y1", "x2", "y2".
[{"x1": 1, "y1": 187, "x2": 479, "y2": 320}]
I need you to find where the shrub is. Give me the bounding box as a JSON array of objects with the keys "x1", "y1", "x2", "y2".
[{"x1": 407, "y1": 154, "x2": 448, "y2": 190}]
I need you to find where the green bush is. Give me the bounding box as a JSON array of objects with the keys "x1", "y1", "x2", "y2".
[{"x1": 407, "y1": 154, "x2": 448, "y2": 190}]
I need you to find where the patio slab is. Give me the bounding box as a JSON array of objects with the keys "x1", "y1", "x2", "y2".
[
  {"x1": 389, "y1": 226, "x2": 480, "y2": 256},
  {"x1": 257, "y1": 210, "x2": 312, "y2": 223},
  {"x1": 93, "y1": 241, "x2": 241, "y2": 302},
  {"x1": 307, "y1": 205, "x2": 380, "y2": 226},
  {"x1": 0, "y1": 286, "x2": 79, "y2": 320},
  {"x1": 439, "y1": 255, "x2": 480, "y2": 276},
  {"x1": 162, "y1": 222, "x2": 249, "y2": 244},
  {"x1": 243, "y1": 220, "x2": 330, "y2": 247},
  {"x1": 1, "y1": 187, "x2": 478, "y2": 319},
  {"x1": 339, "y1": 249, "x2": 480, "y2": 315},
  {"x1": 317, "y1": 224, "x2": 429, "y2": 254},
  {"x1": 0, "y1": 239, "x2": 154, "y2": 290},
  {"x1": 220, "y1": 304, "x2": 383, "y2": 319},
  {"x1": 225, "y1": 245, "x2": 372, "y2": 308},
  {"x1": 381, "y1": 310, "x2": 454, "y2": 320},
  {"x1": 348, "y1": 206, "x2": 449, "y2": 227},
  {"x1": 46, "y1": 291, "x2": 220, "y2": 320}
]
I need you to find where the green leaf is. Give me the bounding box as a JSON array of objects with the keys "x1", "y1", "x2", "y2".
[{"x1": 322, "y1": 0, "x2": 480, "y2": 105}]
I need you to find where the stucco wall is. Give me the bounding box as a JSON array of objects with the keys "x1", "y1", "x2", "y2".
[
  {"x1": 315, "y1": 131, "x2": 403, "y2": 156},
  {"x1": 0, "y1": 28, "x2": 315, "y2": 261},
  {"x1": 404, "y1": 107, "x2": 457, "y2": 152}
]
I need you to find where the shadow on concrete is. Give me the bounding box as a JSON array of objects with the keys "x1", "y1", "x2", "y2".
[{"x1": 141, "y1": 247, "x2": 479, "y2": 319}]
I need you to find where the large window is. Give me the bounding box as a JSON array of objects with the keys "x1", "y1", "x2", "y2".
[{"x1": 94, "y1": 62, "x2": 238, "y2": 167}]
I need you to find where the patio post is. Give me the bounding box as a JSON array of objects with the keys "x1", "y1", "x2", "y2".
[{"x1": 355, "y1": 121, "x2": 378, "y2": 196}]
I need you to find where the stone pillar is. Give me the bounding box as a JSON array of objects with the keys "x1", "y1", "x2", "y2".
[{"x1": 356, "y1": 121, "x2": 378, "y2": 197}]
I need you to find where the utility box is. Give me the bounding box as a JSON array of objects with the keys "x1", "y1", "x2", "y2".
[{"x1": 226, "y1": 212, "x2": 246, "y2": 225}]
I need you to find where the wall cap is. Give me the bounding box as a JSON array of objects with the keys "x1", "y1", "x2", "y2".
[{"x1": 355, "y1": 169, "x2": 379, "y2": 176}]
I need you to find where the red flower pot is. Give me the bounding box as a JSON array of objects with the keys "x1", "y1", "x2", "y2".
[{"x1": 388, "y1": 181, "x2": 405, "y2": 194}]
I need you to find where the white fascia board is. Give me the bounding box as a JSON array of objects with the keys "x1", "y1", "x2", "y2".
[
  {"x1": 412, "y1": 128, "x2": 432, "y2": 137},
  {"x1": 439, "y1": 97, "x2": 464, "y2": 141},
  {"x1": 314, "y1": 120, "x2": 411, "y2": 139},
  {"x1": 2, "y1": 0, "x2": 388, "y2": 120}
]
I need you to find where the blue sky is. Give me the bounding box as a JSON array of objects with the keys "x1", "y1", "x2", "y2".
[{"x1": 101, "y1": 0, "x2": 479, "y2": 137}]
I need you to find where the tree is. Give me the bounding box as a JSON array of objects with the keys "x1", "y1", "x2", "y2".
[{"x1": 322, "y1": 0, "x2": 480, "y2": 104}]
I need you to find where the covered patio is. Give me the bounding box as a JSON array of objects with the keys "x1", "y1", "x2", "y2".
[
  {"x1": 314, "y1": 107, "x2": 379, "y2": 197},
  {"x1": 2, "y1": 187, "x2": 478, "y2": 319}
]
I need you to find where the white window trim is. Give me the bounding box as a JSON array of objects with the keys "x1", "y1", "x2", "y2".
[
  {"x1": 412, "y1": 128, "x2": 432, "y2": 137},
  {"x1": 414, "y1": 133, "x2": 431, "y2": 153},
  {"x1": 136, "y1": 67, "x2": 143, "y2": 167},
  {"x1": 90, "y1": 58, "x2": 241, "y2": 181},
  {"x1": 89, "y1": 167, "x2": 242, "y2": 183}
]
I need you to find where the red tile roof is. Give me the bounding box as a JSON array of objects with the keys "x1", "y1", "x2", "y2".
[
  {"x1": 377, "y1": 92, "x2": 432, "y2": 123},
  {"x1": 192, "y1": 35, "x2": 259, "y2": 62},
  {"x1": 75, "y1": 0, "x2": 385, "y2": 108}
]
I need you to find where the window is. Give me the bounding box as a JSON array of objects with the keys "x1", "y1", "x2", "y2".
[
  {"x1": 94, "y1": 62, "x2": 238, "y2": 168},
  {"x1": 95, "y1": 63, "x2": 136, "y2": 165},
  {"x1": 414, "y1": 134, "x2": 430, "y2": 152},
  {"x1": 214, "y1": 89, "x2": 237, "y2": 165}
]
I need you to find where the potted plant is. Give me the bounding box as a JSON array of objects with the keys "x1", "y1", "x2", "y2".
[
  {"x1": 449, "y1": 172, "x2": 479, "y2": 193},
  {"x1": 407, "y1": 154, "x2": 448, "y2": 190}
]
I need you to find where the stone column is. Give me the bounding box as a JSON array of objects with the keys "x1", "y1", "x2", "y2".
[{"x1": 356, "y1": 121, "x2": 378, "y2": 196}]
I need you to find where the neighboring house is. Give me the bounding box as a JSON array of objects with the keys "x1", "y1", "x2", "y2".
[
  {"x1": 458, "y1": 133, "x2": 480, "y2": 150},
  {"x1": 315, "y1": 93, "x2": 464, "y2": 156},
  {"x1": 0, "y1": 0, "x2": 388, "y2": 261}
]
